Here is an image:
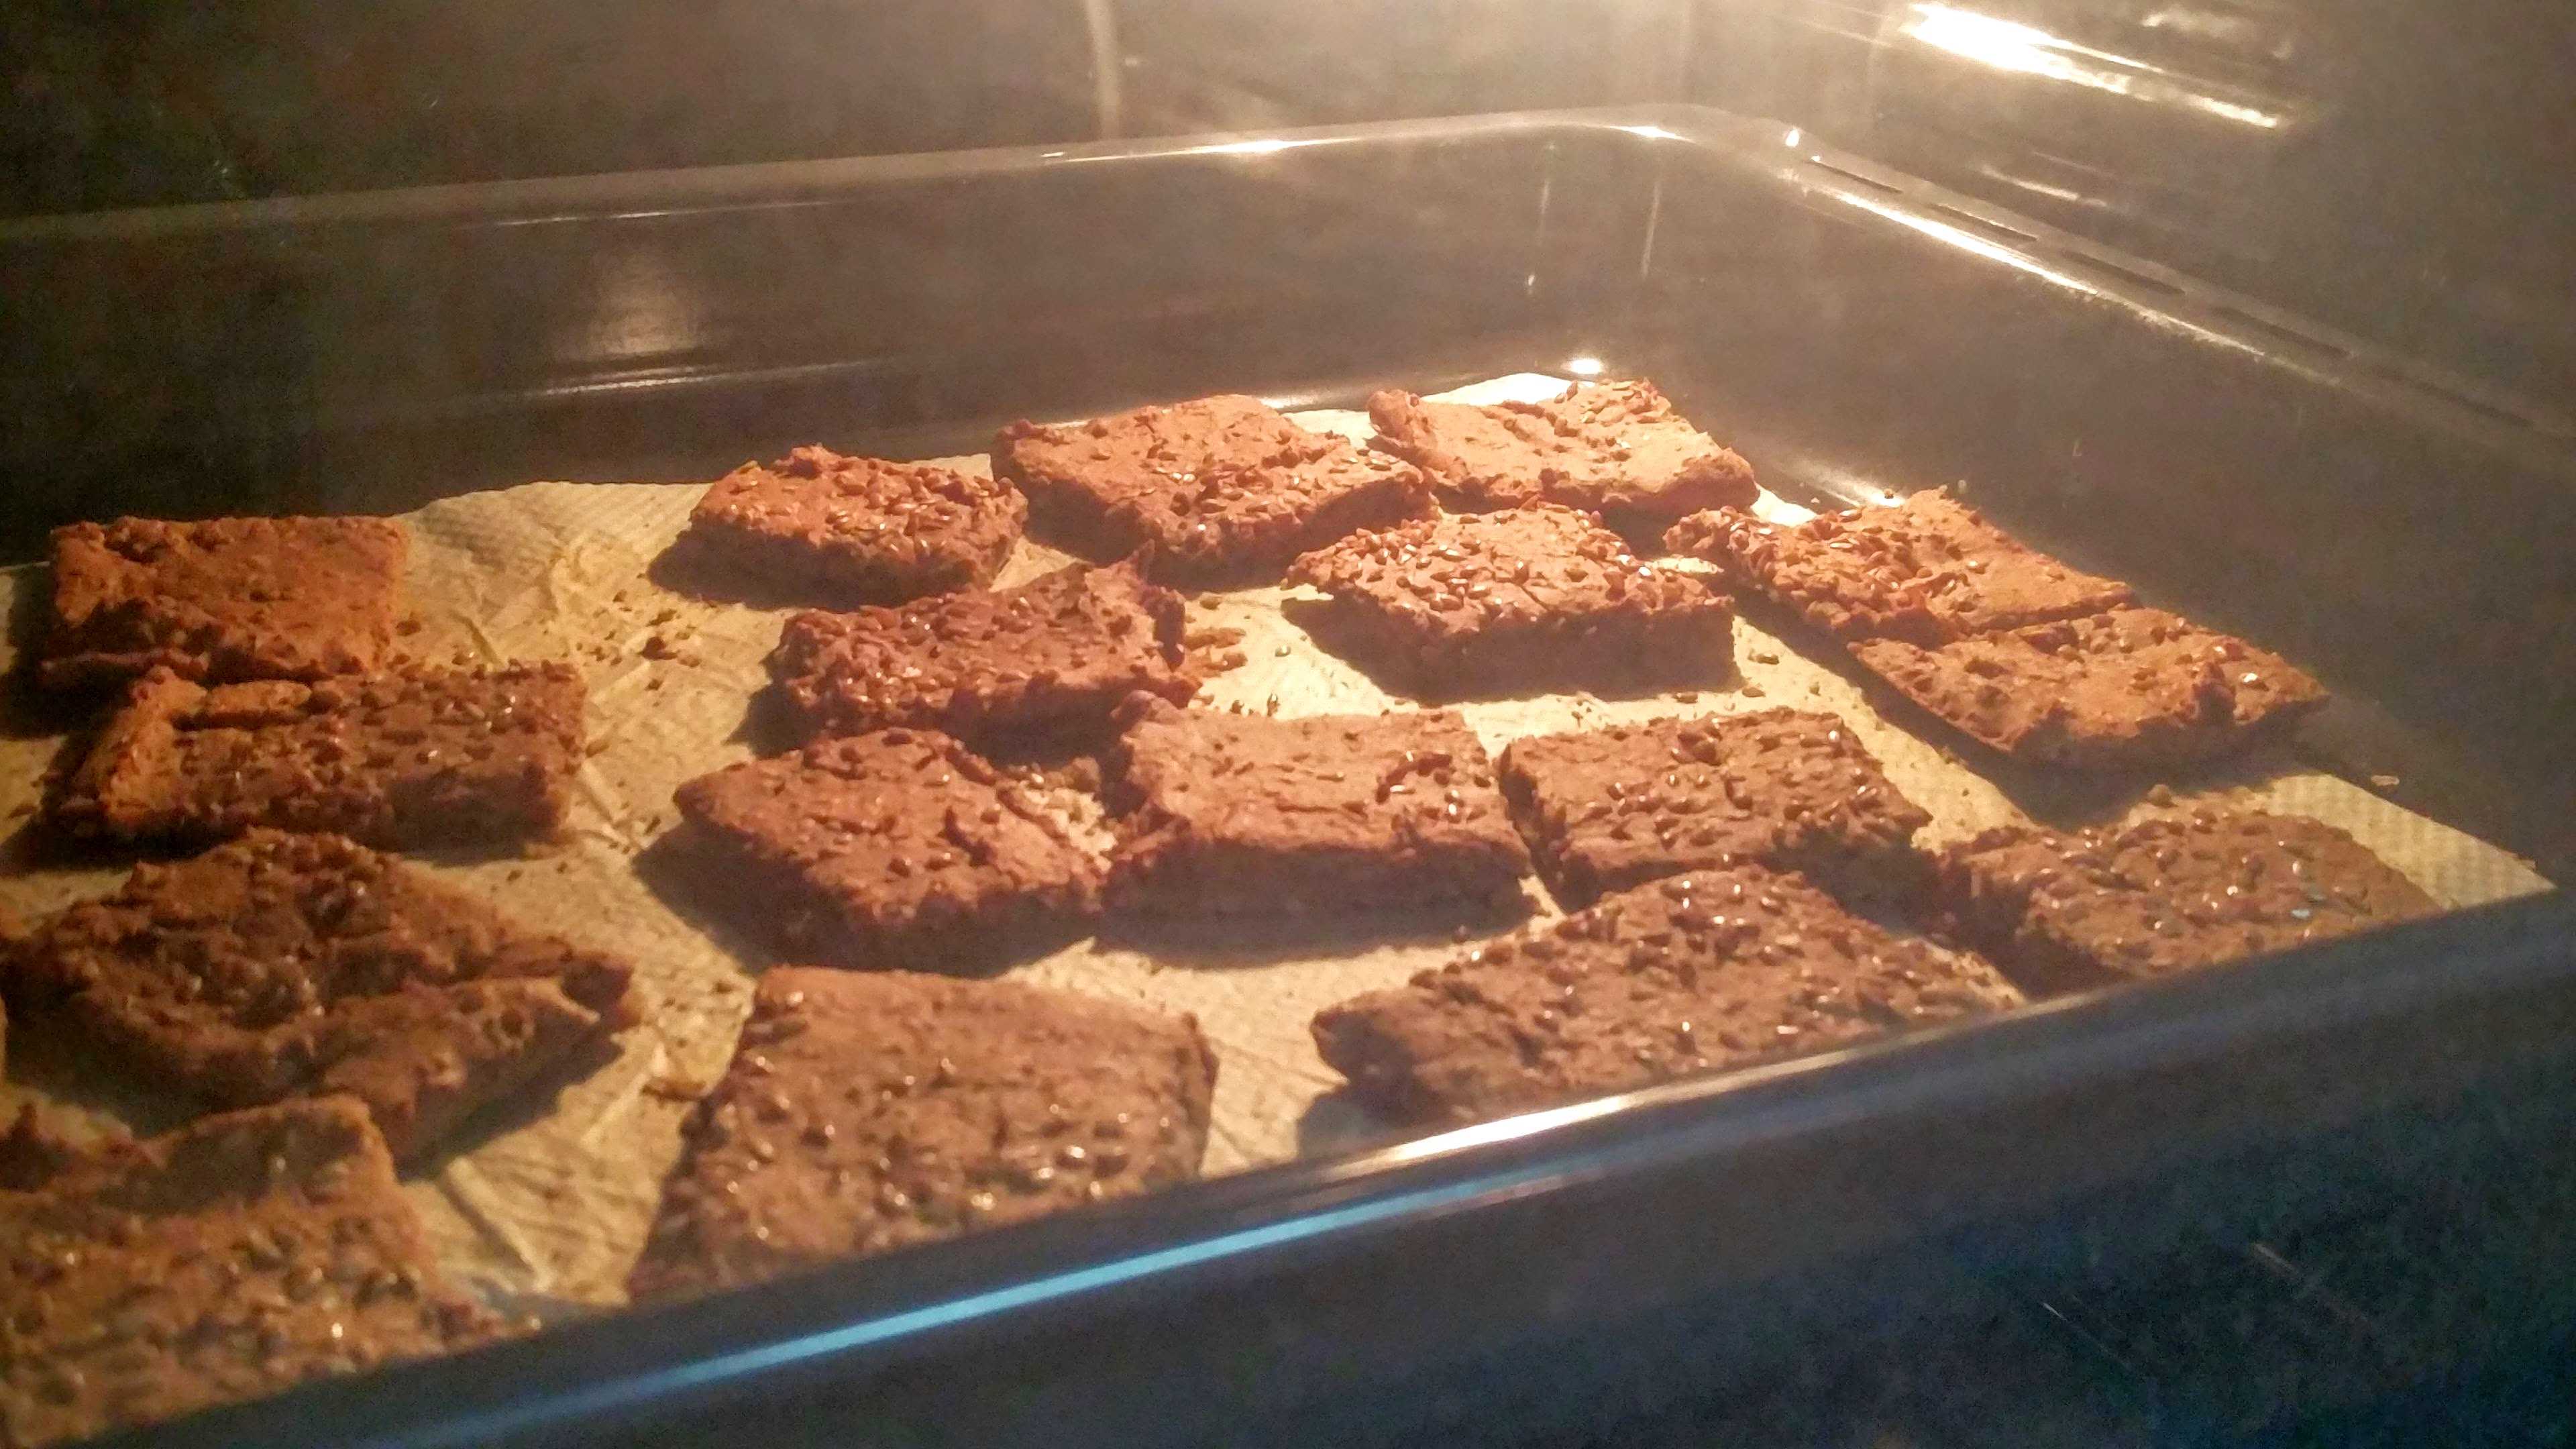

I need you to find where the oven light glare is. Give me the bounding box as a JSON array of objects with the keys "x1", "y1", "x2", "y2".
[
  {"x1": 1197, "y1": 137, "x2": 1296, "y2": 157},
  {"x1": 1564, "y1": 356, "x2": 1605, "y2": 377}
]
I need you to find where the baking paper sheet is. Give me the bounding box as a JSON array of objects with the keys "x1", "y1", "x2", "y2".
[{"x1": 0, "y1": 374, "x2": 2548, "y2": 1316}]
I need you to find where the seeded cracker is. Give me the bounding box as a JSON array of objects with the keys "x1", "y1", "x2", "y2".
[
  {"x1": 0, "y1": 1099, "x2": 502, "y2": 1447},
  {"x1": 670, "y1": 729, "x2": 1100, "y2": 972},
  {"x1": 1849, "y1": 607, "x2": 2326, "y2": 769},
  {"x1": 684, "y1": 445, "x2": 1025, "y2": 602},
  {"x1": 42, "y1": 516, "x2": 408, "y2": 693},
  {"x1": 1368, "y1": 379, "x2": 1756, "y2": 531},
  {"x1": 1933, "y1": 808, "x2": 2438, "y2": 994},
  {"x1": 1497, "y1": 709, "x2": 1929, "y2": 908},
  {"x1": 768, "y1": 559, "x2": 1199, "y2": 745},
  {"x1": 628, "y1": 968, "x2": 1216, "y2": 1301},
  {"x1": 1664, "y1": 492, "x2": 2133, "y2": 645},
  {"x1": 5, "y1": 830, "x2": 636, "y2": 1162},
  {"x1": 1313, "y1": 865, "x2": 2021, "y2": 1125},
  {"x1": 1104, "y1": 696, "x2": 1532, "y2": 917},
  {"x1": 53, "y1": 663, "x2": 584, "y2": 849},
  {"x1": 1287, "y1": 502, "x2": 1733, "y2": 697},
  {"x1": 994, "y1": 394, "x2": 1430, "y2": 585}
]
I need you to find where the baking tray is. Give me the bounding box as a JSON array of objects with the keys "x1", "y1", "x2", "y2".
[
  {"x1": 7, "y1": 370, "x2": 2542, "y2": 1319},
  {"x1": 3, "y1": 106, "x2": 2570, "y2": 1445}
]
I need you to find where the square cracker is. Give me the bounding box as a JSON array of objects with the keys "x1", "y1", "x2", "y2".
[
  {"x1": 5, "y1": 830, "x2": 635, "y2": 1163},
  {"x1": 1932, "y1": 808, "x2": 2438, "y2": 994},
  {"x1": 1368, "y1": 379, "x2": 1756, "y2": 531},
  {"x1": 1665, "y1": 492, "x2": 2133, "y2": 645},
  {"x1": 1849, "y1": 606, "x2": 2325, "y2": 769},
  {"x1": 627, "y1": 967, "x2": 1216, "y2": 1301},
  {"x1": 1313, "y1": 865, "x2": 2021, "y2": 1126},
  {"x1": 769, "y1": 559, "x2": 1200, "y2": 746},
  {"x1": 994, "y1": 394, "x2": 1430, "y2": 585},
  {"x1": 1497, "y1": 709, "x2": 1929, "y2": 909},
  {"x1": 53, "y1": 663, "x2": 585, "y2": 850},
  {"x1": 684, "y1": 445, "x2": 1025, "y2": 603},
  {"x1": 671, "y1": 729, "x2": 1100, "y2": 972},
  {"x1": 0, "y1": 1099, "x2": 502, "y2": 1446},
  {"x1": 1103, "y1": 696, "x2": 1532, "y2": 917},
  {"x1": 1286, "y1": 502, "x2": 1734, "y2": 698},
  {"x1": 44, "y1": 516, "x2": 407, "y2": 692}
]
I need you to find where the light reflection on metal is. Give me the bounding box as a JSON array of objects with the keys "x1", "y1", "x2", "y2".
[
  {"x1": 1191, "y1": 137, "x2": 1305, "y2": 158},
  {"x1": 584, "y1": 245, "x2": 704, "y2": 366},
  {"x1": 1356, "y1": 1095, "x2": 1639, "y2": 1169},
  {"x1": 442, "y1": 1110, "x2": 1623, "y2": 1446},
  {"x1": 435, "y1": 1169, "x2": 1541, "y2": 1447},
  {"x1": 1782, "y1": 127, "x2": 1803, "y2": 148},
  {"x1": 1564, "y1": 356, "x2": 1606, "y2": 377},
  {"x1": 1079, "y1": 0, "x2": 1124, "y2": 139},
  {"x1": 1898, "y1": 3, "x2": 2286, "y2": 130},
  {"x1": 1837, "y1": 189, "x2": 2102, "y2": 292},
  {"x1": 1975, "y1": 164, "x2": 2094, "y2": 207},
  {"x1": 1827, "y1": 187, "x2": 2268, "y2": 362},
  {"x1": 1615, "y1": 123, "x2": 1686, "y2": 142}
]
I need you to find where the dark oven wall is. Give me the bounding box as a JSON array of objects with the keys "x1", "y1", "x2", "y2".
[
  {"x1": 7, "y1": 0, "x2": 2569, "y2": 411},
  {"x1": 0, "y1": 1, "x2": 1102, "y2": 212},
  {"x1": 5, "y1": 1, "x2": 2569, "y2": 494},
  {"x1": 0, "y1": 0, "x2": 1685, "y2": 217}
]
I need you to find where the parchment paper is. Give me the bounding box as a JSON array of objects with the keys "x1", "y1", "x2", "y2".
[{"x1": 0, "y1": 374, "x2": 2547, "y2": 1318}]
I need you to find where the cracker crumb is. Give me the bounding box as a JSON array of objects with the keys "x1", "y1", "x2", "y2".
[{"x1": 645, "y1": 1075, "x2": 711, "y2": 1102}]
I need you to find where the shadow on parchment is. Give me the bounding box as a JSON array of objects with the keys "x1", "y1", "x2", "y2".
[
  {"x1": 412, "y1": 1028, "x2": 632, "y2": 1179},
  {"x1": 645, "y1": 530, "x2": 896, "y2": 614},
  {"x1": 3, "y1": 999, "x2": 632, "y2": 1182},
  {"x1": 1724, "y1": 591, "x2": 2300, "y2": 837},
  {"x1": 629, "y1": 825, "x2": 1091, "y2": 981},
  {"x1": 0, "y1": 572, "x2": 112, "y2": 743},
  {"x1": 1279, "y1": 596, "x2": 1742, "y2": 709},
  {"x1": 1, "y1": 1008, "x2": 201, "y2": 1140},
  {"x1": 729, "y1": 680, "x2": 1126, "y2": 770},
  {"x1": 1093, "y1": 888, "x2": 1532, "y2": 973},
  {"x1": 725, "y1": 682, "x2": 808, "y2": 757},
  {"x1": 1294, "y1": 1085, "x2": 1413, "y2": 1161}
]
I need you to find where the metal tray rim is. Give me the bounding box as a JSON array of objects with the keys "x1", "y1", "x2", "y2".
[
  {"x1": 36, "y1": 105, "x2": 2572, "y2": 1446},
  {"x1": 125, "y1": 888, "x2": 2575, "y2": 1449}
]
